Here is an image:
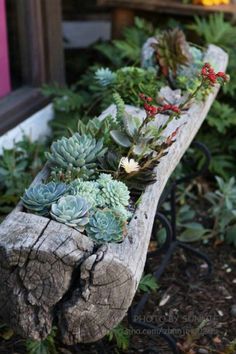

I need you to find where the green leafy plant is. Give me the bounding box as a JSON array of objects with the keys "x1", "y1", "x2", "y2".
[
  {"x1": 138, "y1": 273, "x2": 159, "y2": 292},
  {"x1": 22, "y1": 182, "x2": 68, "y2": 216},
  {"x1": 26, "y1": 327, "x2": 57, "y2": 354},
  {"x1": 86, "y1": 209, "x2": 126, "y2": 244},
  {"x1": 96, "y1": 17, "x2": 157, "y2": 69},
  {"x1": 51, "y1": 195, "x2": 90, "y2": 232},
  {"x1": 94, "y1": 66, "x2": 164, "y2": 108},
  {"x1": 107, "y1": 323, "x2": 130, "y2": 351},
  {"x1": 205, "y1": 176, "x2": 236, "y2": 245},
  {"x1": 206, "y1": 100, "x2": 236, "y2": 134},
  {"x1": 77, "y1": 114, "x2": 117, "y2": 146},
  {"x1": 46, "y1": 133, "x2": 107, "y2": 181},
  {"x1": 0, "y1": 137, "x2": 47, "y2": 219},
  {"x1": 187, "y1": 13, "x2": 236, "y2": 49}
]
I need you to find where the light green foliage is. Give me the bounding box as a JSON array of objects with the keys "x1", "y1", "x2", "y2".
[
  {"x1": 110, "y1": 111, "x2": 141, "y2": 149},
  {"x1": 197, "y1": 131, "x2": 236, "y2": 180},
  {"x1": 205, "y1": 177, "x2": 236, "y2": 246},
  {"x1": 95, "y1": 67, "x2": 116, "y2": 87},
  {"x1": 95, "y1": 66, "x2": 163, "y2": 108},
  {"x1": 26, "y1": 327, "x2": 57, "y2": 354},
  {"x1": 98, "y1": 173, "x2": 130, "y2": 207},
  {"x1": 111, "y1": 205, "x2": 132, "y2": 222},
  {"x1": 188, "y1": 13, "x2": 236, "y2": 179},
  {"x1": 42, "y1": 84, "x2": 83, "y2": 114},
  {"x1": 41, "y1": 84, "x2": 84, "y2": 138},
  {"x1": 187, "y1": 14, "x2": 236, "y2": 49},
  {"x1": 107, "y1": 324, "x2": 130, "y2": 351},
  {"x1": 114, "y1": 67, "x2": 162, "y2": 106},
  {"x1": 110, "y1": 108, "x2": 163, "y2": 158},
  {"x1": 0, "y1": 137, "x2": 47, "y2": 219},
  {"x1": 207, "y1": 101, "x2": 236, "y2": 134},
  {"x1": 138, "y1": 273, "x2": 159, "y2": 292},
  {"x1": 22, "y1": 182, "x2": 68, "y2": 216},
  {"x1": 112, "y1": 17, "x2": 157, "y2": 65},
  {"x1": 51, "y1": 195, "x2": 90, "y2": 232},
  {"x1": 46, "y1": 133, "x2": 106, "y2": 180},
  {"x1": 77, "y1": 114, "x2": 117, "y2": 146},
  {"x1": 71, "y1": 179, "x2": 101, "y2": 207},
  {"x1": 113, "y1": 92, "x2": 125, "y2": 123},
  {"x1": 175, "y1": 204, "x2": 210, "y2": 243},
  {"x1": 71, "y1": 174, "x2": 131, "y2": 221},
  {"x1": 86, "y1": 209, "x2": 125, "y2": 243}
]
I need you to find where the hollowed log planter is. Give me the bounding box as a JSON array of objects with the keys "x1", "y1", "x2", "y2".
[{"x1": 0, "y1": 45, "x2": 228, "y2": 344}]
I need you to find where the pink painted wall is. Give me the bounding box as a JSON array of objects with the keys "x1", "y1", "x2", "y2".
[{"x1": 0, "y1": 0, "x2": 11, "y2": 98}]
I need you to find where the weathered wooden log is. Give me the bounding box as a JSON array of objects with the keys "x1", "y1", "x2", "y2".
[{"x1": 0, "y1": 45, "x2": 228, "y2": 344}]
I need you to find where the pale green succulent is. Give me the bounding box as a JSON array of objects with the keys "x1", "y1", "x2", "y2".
[
  {"x1": 46, "y1": 133, "x2": 107, "y2": 179},
  {"x1": 111, "y1": 205, "x2": 132, "y2": 222},
  {"x1": 98, "y1": 174, "x2": 130, "y2": 208},
  {"x1": 97, "y1": 173, "x2": 113, "y2": 187},
  {"x1": 86, "y1": 209, "x2": 126, "y2": 244},
  {"x1": 50, "y1": 195, "x2": 90, "y2": 232},
  {"x1": 70, "y1": 179, "x2": 103, "y2": 207},
  {"x1": 95, "y1": 68, "x2": 116, "y2": 87},
  {"x1": 110, "y1": 111, "x2": 154, "y2": 156},
  {"x1": 22, "y1": 182, "x2": 68, "y2": 216}
]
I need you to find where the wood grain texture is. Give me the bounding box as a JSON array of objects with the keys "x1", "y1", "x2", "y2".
[{"x1": 0, "y1": 45, "x2": 228, "y2": 343}]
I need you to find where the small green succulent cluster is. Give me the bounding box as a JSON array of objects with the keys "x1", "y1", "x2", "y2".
[
  {"x1": 77, "y1": 114, "x2": 117, "y2": 146},
  {"x1": 46, "y1": 133, "x2": 107, "y2": 181},
  {"x1": 71, "y1": 173, "x2": 131, "y2": 221},
  {"x1": 51, "y1": 195, "x2": 90, "y2": 232},
  {"x1": 70, "y1": 179, "x2": 101, "y2": 207},
  {"x1": 86, "y1": 209, "x2": 126, "y2": 244},
  {"x1": 22, "y1": 182, "x2": 68, "y2": 216}
]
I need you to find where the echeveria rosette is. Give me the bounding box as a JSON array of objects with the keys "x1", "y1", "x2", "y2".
[
  {"x1": 70, "y1": 179, "x2": 104, "y2": 207},
  {"x1": 22, "y1": 182, "x2": 68, "y2": 216},
  {"x1": 46, "y1": 133, "x2": 107, "y2": 180},
  {"x1": 86, "y1": 209, "x2": 126, "y2": 244},
  {"x1": 98, "y1": 174, "x2": 130, "y2": 207},
  {"x1": 50, "y1": 195, "x2": 91, "y2": 232}
]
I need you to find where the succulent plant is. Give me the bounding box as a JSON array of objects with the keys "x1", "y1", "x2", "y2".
[
  {"x1": 77, "y1": 114, "x2": 117, "y2": 146},
  {"x1": 50, "y1": 195, "x2": 90, "y2": 232},
  {"x1": 98, "y1": 150, "x2": 120, "y2": 173},
  {"x1": 95, "y1": 68, "x2": 116, "y2": 87},
  {"x1": 86, "y1": 209, "x2": 126, "y2": 244},
  {"x1": 98, "y1": 174, "x2": 130, "y2": 207},
  {"x1": 110, "y1": 111, "x2": 153, "y2": 157},
  {"x1": 70, "y1": 179, "x2": 103, "y2": 207},
  {"x1": 153, "y1": 28, "x2": 192, "y2": 77},
  {"x1": 111, "y1": 205, "x2": 132, "y2": 222},
  {"x1": 46, "y1": 133, "x2": 107, "y2": 180},
  {"x1": 22, "y1": 182, "x2": 68, "y2": 216},
  {"x1": 98, "y1": 151, "x2": 157, "y2": 191}
]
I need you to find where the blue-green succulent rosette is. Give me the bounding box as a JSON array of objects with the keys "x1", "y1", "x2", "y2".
[
  {"x1": 50, "y1": 195, "x2": 91, "y2": 232},
  {"x1": 86, "y1": 209, "x2": 127, "y2": 244},
  {"x1": 21, "y1": 182, "x2": 69, "y2": 216}
]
